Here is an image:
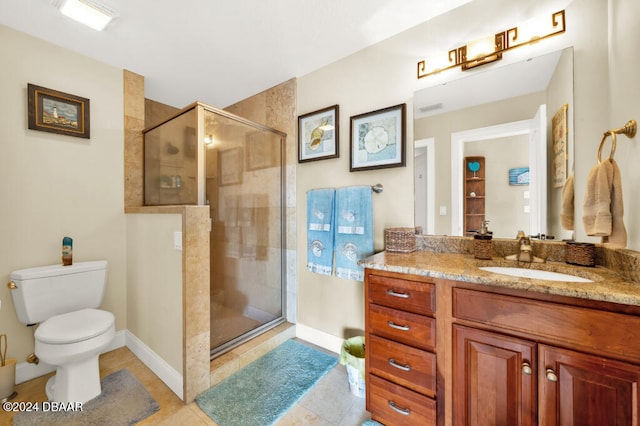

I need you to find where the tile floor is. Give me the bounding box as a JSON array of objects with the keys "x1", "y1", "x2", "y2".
[{"x1": 2, "y1": 339, "x2": 371, "y2": 425}]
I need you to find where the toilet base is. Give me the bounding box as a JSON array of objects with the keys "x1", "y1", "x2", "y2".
[{"x1": 45, "y1": 355, "x2": 102, "y2": 404}]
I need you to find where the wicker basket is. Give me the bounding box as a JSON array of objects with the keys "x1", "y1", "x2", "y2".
[
  {"x1": 473, "y1": 235, "x2": 493, "y2": 260},
  {"x1": 385, "y1": 228, "x2": 416, "y2": 253},
  {"x1": 565, "y1": 242, "x2": 596, "y2": 267}
]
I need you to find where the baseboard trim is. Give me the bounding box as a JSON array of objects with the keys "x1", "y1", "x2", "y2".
[
  {"x1": 124, "y1": 330, "x2": 183, "y2": 399},
  {"x1": 295, "y1": 323, "x2": 343, "y2": 354},
  {"x1": 15, "y1": 329, "x2": 183, "y2": 400}
]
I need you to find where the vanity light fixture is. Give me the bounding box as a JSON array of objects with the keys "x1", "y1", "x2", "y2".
[
  {"x1": 417, "y1": 10, "x2": 566, "y2": 79},
  {"x1": 53, "y1": 0, "x2": 118, "y2": 31}
]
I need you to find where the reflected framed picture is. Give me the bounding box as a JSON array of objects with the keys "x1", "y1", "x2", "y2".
[
  {"x1": 298, "y1": 105, "x2": 339, "y2": 163},
  {"x1": 246, "y1": 131, "x2": 279, "y2": 171},
  {"x1": 218, "y1": 147, "x2": 243, "y2": 186},
  {"x1": 27, "y1": 83, "x2": 90, "y2": 139},
  {"x1": 350, "y1": 103, "x2": 406, "y2": 172},
  {"x1": 552, "y1": 103, "x2": 568, "y2": 188}
]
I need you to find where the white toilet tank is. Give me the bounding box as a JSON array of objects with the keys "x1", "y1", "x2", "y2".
[{"x1": 10, "y1": 260, "x2": 108, "y2": 325}]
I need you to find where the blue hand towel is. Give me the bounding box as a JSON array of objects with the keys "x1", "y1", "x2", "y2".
[
  {"x1": 334, "y1": 186, "x2": 374, "y2": 281},
  {"x1": 307, "y1": 188, "x2": 336, "y2": 275}
]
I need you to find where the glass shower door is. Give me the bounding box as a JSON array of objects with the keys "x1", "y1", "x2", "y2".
[{"x1": 204, "y1": 109, "x2": 286, "y2": 355}]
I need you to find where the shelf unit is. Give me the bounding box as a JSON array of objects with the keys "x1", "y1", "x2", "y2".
[{"x1": 464, "y1": 156, "x2": 485, "y2": 235}]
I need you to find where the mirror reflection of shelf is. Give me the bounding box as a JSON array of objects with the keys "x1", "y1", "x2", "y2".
[{"x1": 464, "y1": 156, "x2": 485, "y2": 234}]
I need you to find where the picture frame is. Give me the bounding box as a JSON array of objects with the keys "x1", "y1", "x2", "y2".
[
  {"x1": 552, "y1": 103, "x2": 569, "y2": 188},
  {"x1": 27, "y1": 83, "x2": 90, "y2": 139},
  {"x1": 298, "y1": 105, "x2": 339, "y2": 163},
  {"x1": 246, "y1": 130, "x2": 279, "y2": 171},
  {"x1": 350, "y1": 103, "x2": 406, "y2": 172},
  {"x1": 218, "y1": 147, "x2": 243, "y2": 186},
  {"x1": 509, "y1": 167, "x2": 530, "y2": 186}
]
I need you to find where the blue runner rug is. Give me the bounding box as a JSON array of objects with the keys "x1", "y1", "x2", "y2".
[{"x1": 196, "y1": 339, "x2": 338, "y2": 426}]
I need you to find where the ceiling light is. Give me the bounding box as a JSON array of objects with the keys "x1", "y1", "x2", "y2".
[
  {"x1": 417, "y1": 10, "x2": 566, "y2": 79},
  {"x1": 55, "y1": 0, "x2": 118, "y2": 31}
]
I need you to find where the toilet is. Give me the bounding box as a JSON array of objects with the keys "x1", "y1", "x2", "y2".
[{"x1": 9, "y1": 260, "x2": 115, "y2": 403}]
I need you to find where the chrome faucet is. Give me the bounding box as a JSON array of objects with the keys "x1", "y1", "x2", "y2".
[{"x1": 506, "y1": 231, "x2": 545, "y2": 263}]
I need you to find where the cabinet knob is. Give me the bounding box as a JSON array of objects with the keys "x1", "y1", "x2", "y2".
[
  {"x1": 388, "y1": 401, "x2": 411, "y2": 416},
  {"x1": 521, "y1": 362, "x2": 533, "y2": 375},
  {"x1": 546, "y1": 368, "x2": 558, "y2": 382}
]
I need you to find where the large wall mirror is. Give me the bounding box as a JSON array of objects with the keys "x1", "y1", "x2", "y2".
[{"x1": 414, "y1": 47, "x2": 574, "y2": 240}]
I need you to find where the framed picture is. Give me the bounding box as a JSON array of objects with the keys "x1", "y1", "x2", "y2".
[
  {"x1": 246, "y1": 130, "x2": 279, "y2": 171},
  {"x1": 298, "y1": 105, "x2": 339, "y2": 163},
  {"x1": 27, "y1": 83, "x2": 90, "y2": 139},
  {"x1": 552, "y1": 104, "x2": 569, "y2": 188},
  {"x1": 218, "y1": 147, "x2": 243, "y2": 186},
  {"x1": 350, "y1": 103, "x2": 406, "y2": 171},
  {"x1": 509, "y1": 167, "x2": 530, "y2": 186}
]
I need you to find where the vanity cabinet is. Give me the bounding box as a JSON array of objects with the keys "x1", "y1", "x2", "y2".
[
  {"x1": 365, "y1": 270, "x2": 437, "y2": 425},
  {"x1": 453, "y1": 286, "x2": 640, "y2": 426}
]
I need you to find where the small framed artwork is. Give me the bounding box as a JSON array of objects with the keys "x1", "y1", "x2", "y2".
[
  {"x1": 350, "y1": 103, "x2": 406, "y2": 172},
  {"x1": 218, "y1": 147, "x2": 243, "y2": 186},
  {"x1": 509, "y1": 167, "x2": 530, "y2": 186},
  {"x1": 552, "y1": 103, "x2": 568, "y2": 188},
  {"x1": 27, "y1": 83, "x2": 90, "y2": 139},
  {"x1": 246, "y1": 131, "x2": 279, "y2": 171},
  {"x1": 298, "y1": 105, "x2": 339, "y2": 163}
]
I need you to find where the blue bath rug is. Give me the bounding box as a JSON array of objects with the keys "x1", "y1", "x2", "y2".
[
  {"x1": 362, "y1": 420, "x2": 384, "y2": 425},
  {"x1": 13, "y1": 368, "x2": 159, "y2": 425},
  {"x1": 196, "y1": 339, "x2": 338, "y2": 426}
]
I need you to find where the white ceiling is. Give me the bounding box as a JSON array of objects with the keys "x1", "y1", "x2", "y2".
[{"x1": 0, "y1": 0, "x2": 471, "y2": 108}]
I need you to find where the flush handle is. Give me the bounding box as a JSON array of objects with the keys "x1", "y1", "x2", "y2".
[{"x1": 7, "y1": 281, "x2": 16, "y2": 290}]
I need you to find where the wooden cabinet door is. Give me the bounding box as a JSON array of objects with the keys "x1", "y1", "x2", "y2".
[
  {"x1": 539, "y1": 344, "x2": 640, "y2": 426},
  {"x1": 453, "y1": 325, "x2": 537, "y2": 426}
]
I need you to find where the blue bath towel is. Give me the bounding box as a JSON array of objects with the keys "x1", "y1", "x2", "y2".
[
  {"x1": 334, "y1": 186, "x2": 374, "y2": 281},
  {"x1": 307, "y1": 188, "x2": 336, "y2": 275}
]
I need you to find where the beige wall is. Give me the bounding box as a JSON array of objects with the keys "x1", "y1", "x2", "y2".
[
  {"x1": 126, "y1": 213, "x2": 183, "y2": 372},
  {"x1": 0, "y1": 25, "x2": 126, "y2": 361},
  {"x1": 609, "y1": 0, "x2": 640, "y2": 249},
  {"x1": 296, "y1": 0, "x2": 625, "y2": 342}
]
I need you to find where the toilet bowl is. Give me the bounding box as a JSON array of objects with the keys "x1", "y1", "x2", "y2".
[
  {"x1": 9, "y1": 260, "x2": 114, "y2": 404},
  {"x1": 35, "y1": 308, "x2": 115, "y2": 403}
]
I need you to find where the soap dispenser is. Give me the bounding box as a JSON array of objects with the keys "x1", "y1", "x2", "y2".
[{"x1": 473, "y1": 220, "x2": 493, "y2": 260}]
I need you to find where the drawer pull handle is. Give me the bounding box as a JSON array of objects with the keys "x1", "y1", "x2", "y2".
[
  {"x1": 387, "y1": 321, "x2": 410, "y2": 331},
  {"x1": 388, "y1": 358, "x2": 411, "y2": 372},
  {"x1": 546, "y1": 368, "x2": 558, "y2": 382},
  {"x1": 386, "y1": 289, "x2": 410, "y2": 299},
  {"x1": 388, "y1": 400, "x2": 411, "y2": 416},
  {"x1": 522, "y1": 362, "x2": 533, "y2": 375}
]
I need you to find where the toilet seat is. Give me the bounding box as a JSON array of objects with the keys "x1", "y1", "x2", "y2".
[{"x1": 35, "y1": 308, "x2": 115, "y2": 344}]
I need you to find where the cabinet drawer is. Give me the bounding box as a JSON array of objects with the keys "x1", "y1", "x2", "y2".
[
  {"x1": 369, "y1": 304, "x2": 435, "y2": 350},
  {"x1": 368, "y1": 374, "x2": 436, "y2": 426},
  {"x1": 368, "y1": 274, "x2": 435, "y2": 314},
  {"x1": 369, "y1": 335, "x2": 436, "y2": 396},
  {"x1": 453, "y1": 288, "x2": 640, "y2": 363}
]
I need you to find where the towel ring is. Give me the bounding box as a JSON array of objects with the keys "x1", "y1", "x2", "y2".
[
  {"x1": 597, "y1": 131, "x2": 616, "y2": 163},
  {"x1": 597, "y1": 119, "x2": 636, "y2": 163}
]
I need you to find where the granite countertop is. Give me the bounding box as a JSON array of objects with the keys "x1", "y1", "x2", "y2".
[{"x1": 360, "y1": 250, "x2": 640, "y2": 307}]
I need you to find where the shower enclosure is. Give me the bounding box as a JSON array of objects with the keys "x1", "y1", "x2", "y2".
[{"x1": 143, "y1": 102, "x2": 286, "y2": 357}]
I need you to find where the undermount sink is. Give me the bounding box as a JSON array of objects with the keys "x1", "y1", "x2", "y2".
[{"x1": 479, "y1": 266, "x2": 594, "y2": 283}]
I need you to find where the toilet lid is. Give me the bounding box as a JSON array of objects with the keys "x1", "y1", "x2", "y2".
[{"x1": 35, "y1": 308, "x2": 114, "y2": 344}]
